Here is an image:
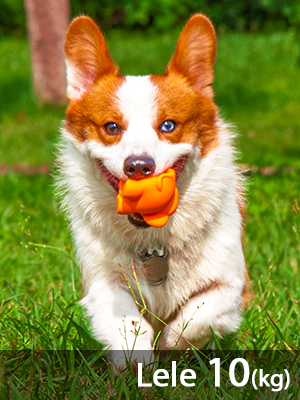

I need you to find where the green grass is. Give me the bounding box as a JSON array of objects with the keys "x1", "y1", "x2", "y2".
[
  {"x1": 215, "y1": 32, "x2": 300, "y2": 168},
  {"x1": 0, "y1": 29, "x2": 299, "y2": 397}
]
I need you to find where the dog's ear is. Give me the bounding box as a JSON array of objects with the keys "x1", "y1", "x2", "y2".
[
  {"x1": 166, "y1": 14, "x2": 216, "y2": 99},
  {"x1": 64, "y1": 16, "x2": 118, "y2": 101}
]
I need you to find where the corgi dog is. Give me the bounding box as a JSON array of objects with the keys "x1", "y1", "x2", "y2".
[{"x1": 59, "y1": 13, "x2": 249, "y2": 366}]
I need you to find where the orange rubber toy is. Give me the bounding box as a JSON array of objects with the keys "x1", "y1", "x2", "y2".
[{"x1": 116, "y1": 168, "x2": 179, "y2": 227}]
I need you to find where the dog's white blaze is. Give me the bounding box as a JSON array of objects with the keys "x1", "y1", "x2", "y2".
[{"x1": 117, "y1": 75, "x2": 157, "y2": 129}]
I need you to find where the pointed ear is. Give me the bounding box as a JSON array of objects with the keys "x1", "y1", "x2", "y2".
[
  {"x1": 166, "y1": 14, "x2": 217, "y2": 99},
  {"x1": 64, "y1": 16, "x2": 118, "y2": 101}
]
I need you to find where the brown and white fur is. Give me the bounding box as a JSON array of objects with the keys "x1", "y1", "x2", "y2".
[{"x1": 58, "y1": 14, "x2": 249, "y2": 366}]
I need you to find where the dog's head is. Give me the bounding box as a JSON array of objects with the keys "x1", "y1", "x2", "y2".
[{"x1": 63, "y1": 14, "x2": 219, "y2": 228}]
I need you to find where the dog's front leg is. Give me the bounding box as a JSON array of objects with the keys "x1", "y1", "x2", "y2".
[
  {"x1": 80, "y1": 279, "x2": 154, "y2": 368},
  {"x1": 159, "y1": 279, "x2": 244, "y2": 350}
]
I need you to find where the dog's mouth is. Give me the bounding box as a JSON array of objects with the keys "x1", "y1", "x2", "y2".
[
  {"x1": 98, "y1": 157, "x2": 187, "y2": 228},
  {"x1": 98, "y1": 161, "x2": 120, "y2": 192}
]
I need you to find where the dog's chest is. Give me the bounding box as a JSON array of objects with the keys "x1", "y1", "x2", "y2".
[{"x1": 123, "y1": 239, "x2": 207, "y2": 319}]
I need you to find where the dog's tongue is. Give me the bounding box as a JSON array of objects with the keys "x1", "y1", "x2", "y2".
[{"x1": 116, "y1": 168, "x2": 179, "y2": 228}]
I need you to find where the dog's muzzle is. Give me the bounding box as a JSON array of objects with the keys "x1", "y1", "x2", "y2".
[{"x1": 98, "y1": 156, "x2": 187, "y2": 228}]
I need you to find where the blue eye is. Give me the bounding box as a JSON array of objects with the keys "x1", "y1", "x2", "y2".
[
  {"x1": 104, "y1": 122, "x2": 121, "y2": 135},
  {"x1": 160, "y1": 120, "x2": 177, "y2": 133}
]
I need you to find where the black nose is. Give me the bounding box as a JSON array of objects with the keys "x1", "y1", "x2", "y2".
[{"x1": 124, "y1": 155, "x2": 155, "y2": 179}]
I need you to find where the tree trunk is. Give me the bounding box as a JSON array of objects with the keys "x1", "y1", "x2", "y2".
[{"x1": 24, "y1": 0, "x2": 70, "y2": 104}]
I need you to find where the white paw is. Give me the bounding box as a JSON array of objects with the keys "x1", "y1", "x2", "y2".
[
  {"x1": 159, "y1": 327, "x2": 187, "y2": 350},
  {"x1": 110, "y1": 350, "x2": 155, "y2": 371}
]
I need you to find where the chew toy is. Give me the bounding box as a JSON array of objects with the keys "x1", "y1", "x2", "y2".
[{"x1": 116, "y1": 168, "x2": 179, "y2": 228}]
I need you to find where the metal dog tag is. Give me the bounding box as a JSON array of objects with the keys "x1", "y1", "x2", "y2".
[{"x1": 142, "y1": 256, "x2": 169, "y2": 285}]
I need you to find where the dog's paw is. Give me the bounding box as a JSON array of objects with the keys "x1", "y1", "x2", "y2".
[
  {"x1": 158, "y1": 328, "x2": 186, "y2": 350},
  {"x1": 110, "y1": 350, "x2": 155, "y2": 372},
  {"x1": 159, "y1": 325, "x2": 211, "y2": 351}
]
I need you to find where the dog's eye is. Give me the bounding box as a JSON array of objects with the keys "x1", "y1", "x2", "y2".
[
  {"x1": 103, "y1": 122, "x2": 122, "y2": 135},
  {"x1": 159, "y1": 120, "x2": 177, "y2": 133}
]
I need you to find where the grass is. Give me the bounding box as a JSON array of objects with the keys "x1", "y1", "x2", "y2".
[{"x1": 0, "y1": 28, "x2": 299, "y2": 398}]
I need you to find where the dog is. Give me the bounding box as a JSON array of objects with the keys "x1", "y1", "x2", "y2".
[{"x1": 58, "y1": 13, "x2": 249, "y2": 367}]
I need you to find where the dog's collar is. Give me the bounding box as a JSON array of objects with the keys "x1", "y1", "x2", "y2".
[{"x1": 137, "y1": 246, "x2": 169, "y2": 285}]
